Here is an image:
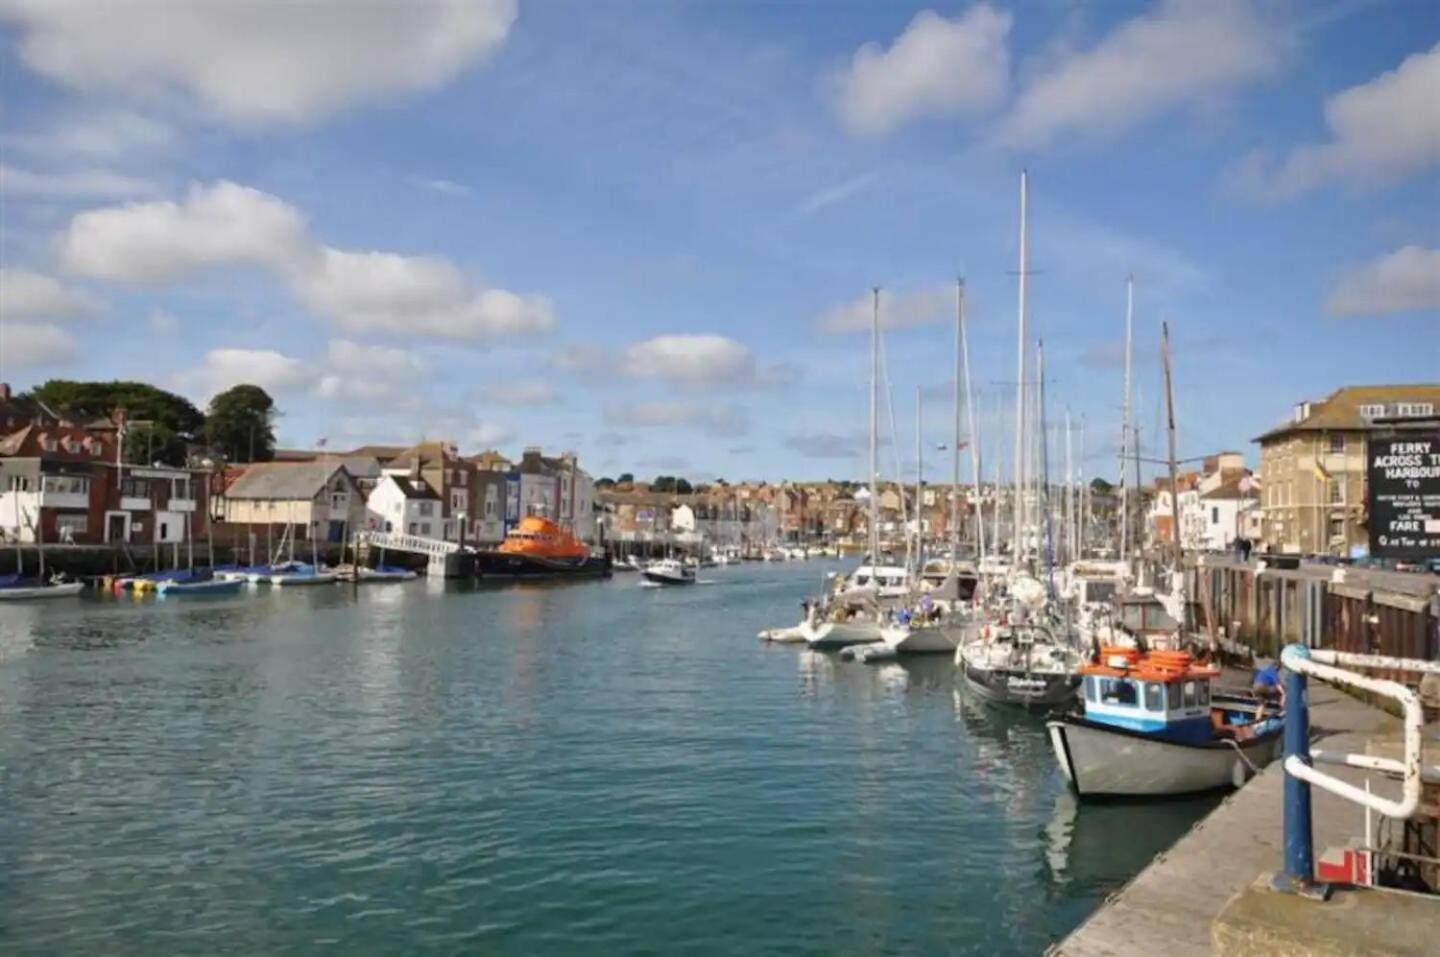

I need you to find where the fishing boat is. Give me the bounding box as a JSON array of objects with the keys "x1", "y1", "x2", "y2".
[
  {"x1": 157, "y1": 576, "x2": 245, "y2": 597},
  {"x1": 474, "y1": 514, "x2": 610, "y2": 578},
  {"x1": 0, "y1": 573, "x2": 84, "y2": 601},
  {"x1": 642, "y1": 558, "x2": 695, "y2": 585},
  {"x1": 1047, "y1": 647, "x2": 1284, "y2": 797}
]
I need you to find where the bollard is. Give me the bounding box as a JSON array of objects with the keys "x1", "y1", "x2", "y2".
[{"x1": 1271, "y1": 644, "x2": 1329, "y2": 899}]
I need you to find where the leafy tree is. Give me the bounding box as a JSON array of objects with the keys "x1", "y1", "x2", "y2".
[
  {"x1": 652, "y1": 475, "x2": 677, "y2": 493},
  {"x1": 1090, "y1": 477, "x2": 1115, "y2": 495},
  {"x1": 26, "y1": 379, "x2": 203, "y2": 466},
  {"x1": 674, "y1": 478, "x2": 693, "y2": 495},
  {"x1": 595, "y1": 476, "x2": 616, "y2": 489},
  {"x1": 616, "y1": 472, "x2": 634, "y2": 484},
  {"x1": 204, "y1": 384, "x2": 277, "y2": 463}
]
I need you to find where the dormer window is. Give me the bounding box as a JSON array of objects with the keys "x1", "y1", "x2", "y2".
[
  {"x1": 41, "y1": 436, "x2": 57, "y2": 452},
  {"x1": 1359, "y1": 403, "x2": 1386, "y2": 419},
  {"x1": 1397, "y1": 402, "x2": 1434, "y2": 418}
]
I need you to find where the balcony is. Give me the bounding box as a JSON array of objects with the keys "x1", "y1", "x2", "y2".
[
  {"x1": 168, "y1": 498, "x2": 197, "y2": 513},
  {"x1": 38, "y1": 490, "x2": 90, "y2": 509},
  {"x1": 121, "y1": 496, "x2": 151, "y2": 511}
]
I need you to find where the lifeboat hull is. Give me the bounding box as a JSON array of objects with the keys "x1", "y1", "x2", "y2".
[{"x1": 473, "y1": 551, "x2": 612, "y2": 579}]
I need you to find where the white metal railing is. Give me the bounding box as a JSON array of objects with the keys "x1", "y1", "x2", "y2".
[
  {"x1": 1279, "y1": 646, "x2": 1436, "y2": 819},
  {"x1": 361, "y1": 530, "x2": 460, "y2": 557}
]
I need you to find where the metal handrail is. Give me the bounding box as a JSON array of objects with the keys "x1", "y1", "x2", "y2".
[{"x1": 1279, "y1": 646, "x2": 1429, "y2": 820}]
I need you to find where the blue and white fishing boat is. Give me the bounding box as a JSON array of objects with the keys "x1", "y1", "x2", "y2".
[{"x1": 1046, "y1": 647, "x2": 1284, "y2": 798}]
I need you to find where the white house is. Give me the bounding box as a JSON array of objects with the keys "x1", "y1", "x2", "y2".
[{"x1": 366, "y1": 473, "x2": 443, "y2": 538}]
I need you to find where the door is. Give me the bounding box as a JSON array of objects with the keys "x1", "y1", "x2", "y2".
[{"x1": 107, "y1": 513, "x2": 127, "y2": 543}]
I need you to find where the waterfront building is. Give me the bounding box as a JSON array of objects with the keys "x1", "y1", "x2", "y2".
[
  {"x1": 0, "y1": 422, "x2": 211, "y2": 546},
  {"x1": 502, "y1": 448, "x2": 595, "y2": 543},
  {"x1": 384, "y1": 442, "x2": 475, "y2": 542},
  {"x1": 1254, "y1": 385, "x2": 1440, "y2": 556},
  {"x1": 217, "y1": 461, "x2": 365, "y2": 547},
  {"x1": 366, "y1": 473, "x2": 443, "y2": 537}
]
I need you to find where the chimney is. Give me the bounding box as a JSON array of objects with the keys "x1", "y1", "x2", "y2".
[{"x1": 0, "y1": 382, "x2": 10, "y2": 401}]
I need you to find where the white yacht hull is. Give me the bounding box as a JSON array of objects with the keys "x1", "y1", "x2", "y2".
[
  {"x1": 0, "y1": 581, "x2": 83, "y2": 600},
  {"x1": 803, "y1": 619, "x2": 882, "y2": 650},
  {"x1": 1047, "y1": 719, "x2": 1282, "y2": 797},
  {"x1": 880, "y1": 622, "x2": 965, "y2": 654},
  {"x1": 270, "y1": 573, "x2": 337, "y2": 587}
]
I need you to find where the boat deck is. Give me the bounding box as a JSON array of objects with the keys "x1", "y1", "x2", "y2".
[{"x1": 1051, "y1": 681, "x2": 1396, "y2": 957}]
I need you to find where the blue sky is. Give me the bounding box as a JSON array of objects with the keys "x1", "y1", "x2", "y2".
[{"x1": 1, "y1": 0, "x2": 1436, "y2": 483}]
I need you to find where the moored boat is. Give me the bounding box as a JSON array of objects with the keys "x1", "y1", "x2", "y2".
[
  {"x1": 0, "y1": 574, "x2": 84, "y2": 601},
  {"x1": 157, "y1": 576, "x2": 246, "y2": 596},
  {"x1": 1047, "y1": 646, "x2": 1284, "y2": 798},
  {"x1": 474, "y1": 515, "x2": 610, "y2": 578},
  {"x1": 957, "y1": 620, "x2": 1083, "y2": 708}
]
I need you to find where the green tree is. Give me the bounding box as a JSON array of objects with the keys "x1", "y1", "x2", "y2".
[
  {"x1": 595, "y1": 476, "x2": 616, "y2": 489},
  {"x1": 26, "y1": 379, "x2": 203, "y2": 466},
  {"x1": 204, "y1": 384, "x2": 277, "y2": 463},
  {"x1": 1090, "y1": 477, "x2": 1115, "y2": 495},
  {"x1": 617, "y1": 472, "x2": 635, "y2": 485},
  {"x1": 652, "y1": 475, "x2": 677, "y2": 493},
  {"x1": 674, "y1": 478, "x2": 693, "y2": 495}
]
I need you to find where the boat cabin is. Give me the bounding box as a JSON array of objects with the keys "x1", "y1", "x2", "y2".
[
  {"x1": 1079, "y1": 648, "x2": 1217, "y2": 744},
  {"x1": 843, "y1": 564, "x2": 909, "y2": 598}
]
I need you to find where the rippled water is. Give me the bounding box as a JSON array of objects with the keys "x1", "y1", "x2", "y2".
[{"x1": 0, "y1": 561, "x2": 1217, "y2": 954}]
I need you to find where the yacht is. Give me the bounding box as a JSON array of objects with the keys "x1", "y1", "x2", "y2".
[{"x1": 957, "y1": 616, "x2": 1084, "y2": 709}]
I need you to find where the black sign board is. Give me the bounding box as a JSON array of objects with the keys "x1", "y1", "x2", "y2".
[{"x1": 1367, "y1": 433, "x2": 1440, "y2": 560}]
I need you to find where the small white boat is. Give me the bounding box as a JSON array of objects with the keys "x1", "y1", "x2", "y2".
[
  {"x1": 880, "y1": 616, "x2": 972, "y2": 654},
  {"x1": 0, "y1": 579, "x2": 84, "y2": 600},
  {"x1": 157, "y1": 577, "x2": 246, "y2": 597},
  {"x1": 802, "y1": 615, "x2": 883, "y2": 650},
  {"x1": 270, "y1": 568, "x2": 338, "y2": 587},
  {"x1": 1047, "y1": 647, "x2": 1284, "y2": 797},
  {"x1": 642, "y1": 559, "x2": 695, "y2": 585}
]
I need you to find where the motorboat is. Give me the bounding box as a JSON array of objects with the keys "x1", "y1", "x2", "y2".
[
  {"x1": 474, "y1": 515, "x2": 611, "y2": 578},
  {"x1": 157, "y1": 576, "x2": 245, "y2": 597},
  {"x1": 1047, "y1": 647, "x2": 1284, "y2": 797},
  {"x1": 957, "y1": 619, "x2": 1084, "y2": 709},
  {"x1": 0, "y1": 573, "x2": 83, "y2": 600},
  {"x1": 642, "y1": 558, "x2": 695, "y2": 585}
]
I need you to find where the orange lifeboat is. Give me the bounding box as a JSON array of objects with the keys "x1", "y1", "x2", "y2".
[{"x1": 496, "y1": 515, "x2": 589, "y2": 562}]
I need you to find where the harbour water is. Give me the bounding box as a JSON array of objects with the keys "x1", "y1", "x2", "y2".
[{"x1": 1, "y1": 561, "x2": 1218, "y2": 954}]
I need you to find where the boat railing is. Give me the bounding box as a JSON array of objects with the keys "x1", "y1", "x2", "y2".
[{"x1": 1273, "y1": 644, "x2": 1440, "y2": 897}]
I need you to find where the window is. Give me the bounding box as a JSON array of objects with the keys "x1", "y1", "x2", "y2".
[
  {"x1": 56, "y1": 513, "x2": 87, "y2": 539},
  {"x1": 6, "y1": 475, "x2": 31, "y2": 492},
  {"x1": 1211, "y1": 506, "x2": 1219, "y2": 524},
  {"x1": 121, "y1": 476, "x2": 150, "y2": 497},
  {"x1": 420, "y1": 522, "x2": 432, "y2": 536},
  {"x1": 1397, "y1": 402, "x2": 1433, "y2": 418},
  {"x1": 484, "y1": 498, "x2": 496, "y2": 518},
  {"x1": 1327, "y1": 434, "x2": 1344, "y2": 453},
  {"x1": 1144, "y1": 682, "x2": 1164, "y2": 712},
  {"x1": 43, "y1": 475, "x2": 89, "y2": 495},
  {"x1": 1358, "y1": 403, "x2": 1386, "y2": 419},
  {"x1": 1182, "y1": 681, "x2": 1198, "y2": 708},
  {"x1": 1198, "y1": 683, "x2": 1210, "y2": 707},
  {"x1": 407, "y1": 522, "x2": 417, "y2": 534},
  {"x1": 418, "y1": 501, "x2": 435, "y2": 517},
  {"x1": 1166, "y1": 682, "x2": 1182, "y2": 710},
  {"x1": 173, "y1": 478, "x2": 191, "y2": 500},
  {"x1": 1101, "y1": 679, "x2": 1137, "y2": 706},
  {"x1": 1329, "y1": 481, "x2": 1344, "y2": 505}
]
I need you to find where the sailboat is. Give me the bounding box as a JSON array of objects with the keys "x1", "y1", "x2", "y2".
[
  {"x1": 882, "y1": 279, "x2": 982, "y2": 654},
  {"x1": 957, "y1": 171, "x2": 1083, "y2": 706},
  {"x1": 0, "y1": 500, "x2": 82, "y2": 601},
  {"x1": 803, "y1": 288, "x2": 897, "y2": 651}
]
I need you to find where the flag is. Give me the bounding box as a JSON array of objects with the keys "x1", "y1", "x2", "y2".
[
  {"x1": 316, "y1": 437, "x2": 328, "y2": 449},
  {"x1": 1312, "y1": 459, "x2": 1329, "y2": 483}
]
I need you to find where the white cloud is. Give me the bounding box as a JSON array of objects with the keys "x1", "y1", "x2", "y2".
[
  {"x1": 784, "y1": 431, "x2": 867, "y2": 459},
  {"x1": 552, "y1": 334, "x2": 795, "y2": 391},
  {"x1": 485, "y1": 380, "x2": 559, "y2": 406},
  {"x1": 792, "y1": 172, "x2": 878, "y2": 219},
  {"x1": 11, "y1": 110, "x2": 175, "y2": 159},
  {"x1": 1232, "y1": 41, "x2": 1440, "y2": 199},
  {"x1": 0, "y1": 0, "x2": 517, "y2": 125},
  {"x1": 835, "y1": 6, "x2": 1011, "y2": 136},
  {"x1": 57, "y1": 180, "x2": 308, "y2": 281},
  {"x1": 409, "y1": 176, "x2": 473, "y2": 197},
  {"x1": 467, "y1": 421, "x2": 515, "y2": 447},
  {"x1": 181, "y1": 347, "x2": 317, "y2": 400},
  {"x1": 315, "y1": 338, "x2": 425, "y2": 401},
  {"x1": 56, "y1": 180, "x2": 553, "y2": 341},
  {"x1": 816, "y1": 286, "x2": 951, "y2": 334},
  {"x1": 1326, "y1": 246, "x2": 1440, "y2": 317},
  {"x1": 996, "y1": 0, "x2": 1285, "y2": 150},
  {"x1": 1, "y1": 163, "x2": 160, "y2": 199},
  {"x1": 0, "y1": 267, "x2": 100, "y2": 320},
  {"x1": 0, "y1": 322, "x2": 78, "y2": 366},
  {"x1": 603, "y1": 400, "x2": 749, "y2": 438}
]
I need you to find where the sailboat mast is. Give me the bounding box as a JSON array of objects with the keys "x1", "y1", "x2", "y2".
[
  {"x1": 1120, "y1": 273, "x2": 1134, "y2": 563},
  {"x1": 1012, "y1": 170, "x2": 1029, "y2": 567},
  {"x1": 961, "y1": 281, "x2": 984, "y2": 563},
  {"x1": 1162, "y1": 321, "x2": 1184, "y2": 614},
  {"x1": 1038, "y1": 339, "x2": 1054, "y2": 594},
  {"x1": 869, "y1": 287, "x2": 880, "y2": 566},
  {"x1": 951, "y1": 280, "x2": 962, "y2": 563},
  {"x1": 915, "y1": 385, "x2": 923, "y2": 577},
  {"x1": 1065, "y1": 408, "x2": 1074, "y2": 564}
]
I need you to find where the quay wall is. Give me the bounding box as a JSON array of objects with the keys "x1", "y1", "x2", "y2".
[{"x1": 1187, "y1": 555, "x2": 1439, "y2": 664}]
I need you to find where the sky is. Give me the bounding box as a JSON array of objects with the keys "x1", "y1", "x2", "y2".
[{"x1": 0, "y1": 0, "x2": 1436, "y2": 484}]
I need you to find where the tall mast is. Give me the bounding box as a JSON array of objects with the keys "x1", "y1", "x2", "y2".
[
  {"x1": 1162, "y1": 321, "x2": 1185, "y2": 622},
  {"x1": 1078, "y1": 416, "x2": 1087, "y2": 559},
  {"x1": 1038, "y1": 339, "x2": 1055, "y2": 594},
  {"x1": 958, "y1": 278, "x2": 984, "y2": 563},
  {"x1": 1119, "y1": 273, "x2": 1134, "y2": 563},
  {"x1": 914, "y1": 385, "x2": 923, "y2": 578},
  {"x1": 951, "y1": 280, "x2": 962, "y2": 563},
  {"x1": 869, "y1": 287, "x2": 880, "y2": 566},
  {"x1": 1012, "y1": 170, "x2": 1029, "y2": 566},
  {"x1": 1065, "y1": 408, "x2": 1074, "y2": 564}
]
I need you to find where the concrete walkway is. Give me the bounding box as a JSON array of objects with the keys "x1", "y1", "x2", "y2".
[{"x1": 1051, "y1": 684, "x2": 1397, "y2": 957}]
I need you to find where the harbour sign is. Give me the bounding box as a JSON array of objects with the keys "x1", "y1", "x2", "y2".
[{"x1": 1366, "y1": 433, "x2": 1440, "y2": 559}]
